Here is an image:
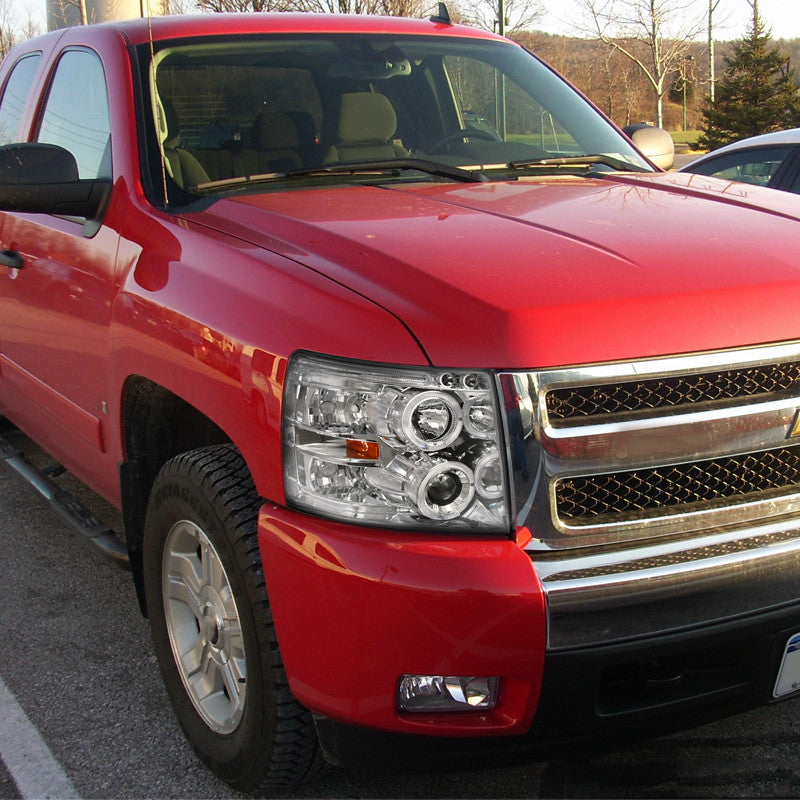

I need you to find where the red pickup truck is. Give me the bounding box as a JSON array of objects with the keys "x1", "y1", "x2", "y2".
[{"x1": 1, "y1": 10, "x2": 800, "y2": 792}]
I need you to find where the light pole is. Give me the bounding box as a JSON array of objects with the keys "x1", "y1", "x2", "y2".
[
  {"x1": 495, "y1": 0, "x2": 507, "y2": 140},
  {"x1": 681, "y1": 55, "x2": 694, "y2": 131}
]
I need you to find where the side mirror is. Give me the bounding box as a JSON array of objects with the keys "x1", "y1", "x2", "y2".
[
  {"x1": 0, "y1": 143, "x2": 111, "y2": 224},
  {"x1": 623, "y1": 125, "x2": 675, "y2": 170}
]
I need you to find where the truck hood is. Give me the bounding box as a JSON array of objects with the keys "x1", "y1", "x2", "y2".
[{"x1": 185, "y1": 171, "x2": 800, "y2": 369}]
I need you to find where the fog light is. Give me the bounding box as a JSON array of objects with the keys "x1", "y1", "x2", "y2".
[{"x1": 398, "y1": 675, "x2": 499, "y2": 712}]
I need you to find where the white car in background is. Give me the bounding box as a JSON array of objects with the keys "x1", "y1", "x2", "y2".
[{"x1": 678, "y1": 128, "x2": 800, "y2": 192}]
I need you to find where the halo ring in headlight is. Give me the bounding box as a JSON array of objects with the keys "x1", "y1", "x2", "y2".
[
  {"x1": 473, "y1": 450, "x2": 504, "y2": 499},
  {"x1": 463, "y1": 395, "x2": 496, "y2": 439},
  {"x1": 414, "y1": 460, "x2": 475, "y2": 520},
  {"x1": 399, "y1": 391, "x2": 463, "y2": 451}
]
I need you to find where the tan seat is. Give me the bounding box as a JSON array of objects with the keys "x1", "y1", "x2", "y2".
[
  {"x1": 191, "y1": 148, "x2": 235, "y2": 182},
  {"x1": 238, "y1": 111, "x2": 303, "y2": 175},
  {"x1": 323, "y1": 92, "x2": 407, "y2": 163},
  {"x1": 160, "y1": 98, "x2": 210, "y2": 188}
]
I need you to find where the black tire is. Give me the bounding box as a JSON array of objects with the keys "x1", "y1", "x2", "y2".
[{"x1": 142, "y1": 444, "x2": 324, "y2": 792}]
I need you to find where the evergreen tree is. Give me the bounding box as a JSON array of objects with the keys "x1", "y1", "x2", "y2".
[{"x1": 700, "y1": 12, "x2": 800, "y2": 150}]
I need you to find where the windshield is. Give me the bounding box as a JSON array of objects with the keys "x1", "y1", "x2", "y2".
[{"x1": 140, "y1": 33, "x2": 652, "y2": 205}]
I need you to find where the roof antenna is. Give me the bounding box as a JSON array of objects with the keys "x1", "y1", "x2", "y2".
[{"x1": 430, "y1": 2, "x2": 452, "y2": 24}]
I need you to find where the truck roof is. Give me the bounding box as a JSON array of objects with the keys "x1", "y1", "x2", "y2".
[{"x1": 25, "y1": 12, "x2": 509, "y2": 47}]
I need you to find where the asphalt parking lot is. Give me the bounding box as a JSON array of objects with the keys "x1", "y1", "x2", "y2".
[
  {"x1": 2, "y1": 431, "x2": 800, "y2": 799},
  {"x1": 672, "y1": 152, "x2": 700, "y2": 169}
]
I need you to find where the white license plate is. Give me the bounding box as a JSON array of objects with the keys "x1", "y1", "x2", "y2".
[{"x1": 774, "y1": 632, "x2": 800, "y2": 698}]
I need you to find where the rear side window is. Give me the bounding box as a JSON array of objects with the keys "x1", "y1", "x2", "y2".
[
  {"x1": 0, "y1": 54, "x2": 42, "y2": 145},
  {"x1": 37, "y1": 49, "x2": 111, "y2": 179}
]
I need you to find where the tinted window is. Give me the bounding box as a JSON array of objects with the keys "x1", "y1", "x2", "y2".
[
  {"x1": 37, "y1": 49, "x2": 111, "y2": 179},
  {"x1": 788, "y1": 165, "x2": 800, "y2": 194},
  {"x1": 0, "y1": 54, "x2": 42, "y2": 145},
  {"x1": 689, "y1": 146, "x2": 791, "y2": 187}
]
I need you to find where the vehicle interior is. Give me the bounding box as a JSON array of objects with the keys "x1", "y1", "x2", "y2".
[{"x1": 142, "y1": 33, "x2": 650, "y2": 201}]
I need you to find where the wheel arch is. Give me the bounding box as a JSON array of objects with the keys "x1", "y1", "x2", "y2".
[{"x1": 119, "y1": 375, "x2": 234, "y2": 616}]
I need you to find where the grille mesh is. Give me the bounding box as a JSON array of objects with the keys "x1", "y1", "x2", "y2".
[
  {"x1": 546, "y1": 362, "x2": 800, "y2": 423},
  {"x1": 556, "y1": 447, "x2": 800, "y2": 524}
]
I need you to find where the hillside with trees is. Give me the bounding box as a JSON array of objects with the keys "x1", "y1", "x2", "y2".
[{"x1": 518, "y1": 31, "x2": 800, "y2": 135}]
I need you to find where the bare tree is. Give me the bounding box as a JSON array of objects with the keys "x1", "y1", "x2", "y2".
[
  {"x1": 0, "y1": 0, "x2": 43, "y2": 57},
  {"x1": 598, "y1": 44, "x2": 646, "y2": 124},
  {"x1": 18, "y1": 15, "x2": 43, "y2": 42},
  {"x1": 164, "y1": 0, "x2": 198, "y2": 12},
  {"x1": 196, "y1": 0, "x2": 426, "y2": 13},
  {"x1": 0, "y1": 0, "x2": 18, "y2": 58},
  {"x1": 49, "y1": 0, "x2": 90, "y2": 27},
  {"x1": 459, "y1": 0, "x2": 544, "y2": 35},
  {"x1": 575, "y1": 0, "x2": 705, "y2": 128},
  {"x1": 295, "y1": 0, "x2": 382, "y2": 13},
  {"x1": 197, "y1": 0, "x2": 292, "y2": 11},
  {"x1": 376, "y1": 0, "x2": 425, "y2": 16}
]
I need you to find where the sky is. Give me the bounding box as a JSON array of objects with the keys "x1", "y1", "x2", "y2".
[
  {"x1": 538, "y1": 0, "x2": 800, "y2": 41},
  {"x1": 8, "y1": 0, "x2": 800, "y2": 40}
]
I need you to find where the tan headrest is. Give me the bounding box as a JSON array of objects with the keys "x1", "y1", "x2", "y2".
[{"x1": 337, "y1": 93, "x2": 396, "y2": 144}]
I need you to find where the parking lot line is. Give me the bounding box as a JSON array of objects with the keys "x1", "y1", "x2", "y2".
[{"x1": 0, "y1": 674, "x2": 80, "y2": 800}]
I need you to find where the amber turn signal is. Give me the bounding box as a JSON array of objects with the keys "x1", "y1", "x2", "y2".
[{"x1": 345, "y1": 439, "x2": 380, "y2": 460}]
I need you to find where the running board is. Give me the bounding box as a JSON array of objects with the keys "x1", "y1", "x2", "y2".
[{"x1": 0, "y1": 432, "x2": 129, "y2": 569}]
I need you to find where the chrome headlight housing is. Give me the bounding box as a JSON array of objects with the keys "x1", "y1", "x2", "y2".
[{"x1": 283, "y1": 353, "x2": 509, "y2": 531}]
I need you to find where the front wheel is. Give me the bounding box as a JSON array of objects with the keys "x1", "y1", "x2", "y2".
[{"x1": 143, "y1": 444, "x2": 324, "y2": 792}]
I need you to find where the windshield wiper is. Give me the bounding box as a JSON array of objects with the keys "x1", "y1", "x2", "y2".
[
  {"x1": 508, "y1": 154, "x2": 651, "y2": 173},
  {"x1": 191, "y1": 158, "x2": 487, "y2": 193}
]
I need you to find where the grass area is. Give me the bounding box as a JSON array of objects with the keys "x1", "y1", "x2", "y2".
[
  {"x1": 507, "y1": 133, "x2": 580, "y2": 149},
  {"x1": 670, "y1": 130, "x2": 705, "y2": 151},
  {"x1": 509, "y1": 130, "x2": 708, "y2": 154}
]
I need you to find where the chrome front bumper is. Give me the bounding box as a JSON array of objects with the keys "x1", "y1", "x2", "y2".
[{"x1": 532, "y1": 520, "x2": 800, "y2": 649}]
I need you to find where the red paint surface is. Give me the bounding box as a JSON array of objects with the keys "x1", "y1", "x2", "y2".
[{"x1": 258, "y1": 504, "x2": 546, "y2": 733}]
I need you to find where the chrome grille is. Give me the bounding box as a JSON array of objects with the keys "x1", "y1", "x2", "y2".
[
  {"x1": 546, "y1": 361, "x2": 800, "y2": 424},
  {"x1": 556, "y1": 446, "x2": 800, "y2": 525},
  {"x1": 501, "y1": 342, "x2": 800, "y2": 550}
]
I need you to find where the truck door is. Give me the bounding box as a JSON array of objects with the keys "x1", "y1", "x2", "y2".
[{"x1": 0, "y1": 47, "x2": 119, "y2": 491}]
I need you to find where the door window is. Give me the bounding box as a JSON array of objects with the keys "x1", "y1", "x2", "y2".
[
  {"x1": 0, "y1": 54, "x2": 42, "y2": 145},
  {"x1": 37, "y1": 49, "x2": 111, "y2": 179}
]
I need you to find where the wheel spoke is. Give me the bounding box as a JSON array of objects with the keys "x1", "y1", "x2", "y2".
[
  {"x1": 219, "y1": 659, "x2": 244, "y2": 710},
  {"x1": 199, "y1": 536, "x2": 223, "y2": 591},
  {"x1": 226, "y1": 621, "x2": 245, "y2": 660},
  {"x1": 181, "y1": 635, "x2": 205, "y2": 675},
  {"x1": 165, "y1": 570, "x2": 202, "y2": 617},
  {"x1": 197, "y1": 644, "x2": 219, "y2": 695}
]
